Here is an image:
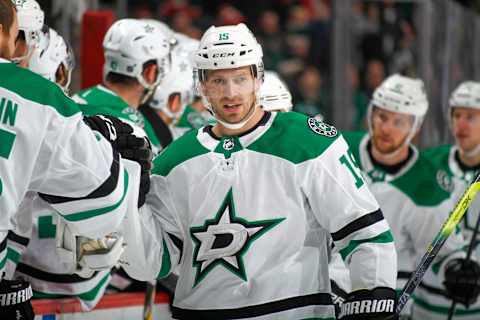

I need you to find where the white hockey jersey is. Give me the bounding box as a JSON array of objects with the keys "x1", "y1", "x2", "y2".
[
  {"x1": 328, "y1": 132, "x2": 466, "y2": 318},
  {"x1": 122, "y1": 112, "x2": 397, "y2": 319},
  {"x1": 410, "y1": 144, "x2": 480, "y2": 319},
  {"x1": 0, "y1": 59, "x2": 131, "y2": 280}
]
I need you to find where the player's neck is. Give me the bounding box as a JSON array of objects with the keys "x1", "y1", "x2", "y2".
[
  {"x1": 458, "y1": 148, "x2": 480, "y2": 168},
  {"x1": 213, "y1": 106, "x2": 265, "y2": 137},
  {"x1": 104, "y1": 81, "x2": 142, "y2": 109},
  {"x1": 370, "y1": 143, "x2": 410, "y2": 167}
]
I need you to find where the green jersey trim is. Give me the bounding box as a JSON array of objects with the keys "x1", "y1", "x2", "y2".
[
  {"x1": 61, "y1": 170, "x2": 129, "y2": 222},
  {"x1": 339, "y1": 230, "x2": 394, "y2": 260},
  {"x1": 32, "y1": 272, "x2": 110, "y2": 302},
  {"x1": 6, "y1": 247, "x2": 21, "y2": 264},
  {"x1": 0, "y1": 63, "x2": 79, "y2": 117},
  {"x1": 157, "y1": 239, "x2": 172, "y2": 279},
  {"x1": 247, "y1": 112, "x2": 339, "y2": 164},
  {"x1": 152, "y1": 129, "x2": 210, "y2": 177}
]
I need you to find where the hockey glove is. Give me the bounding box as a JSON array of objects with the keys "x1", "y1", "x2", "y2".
[
  {"x1": 113, "y1": 135, "x2": 152, "y2": 208},
  {"x1": 0, "y1": 278, "x2": 34, "y2": 320},
  {"x1": 443, "y1": 258, "x2": 480, "y2": 307},
  {"x1": 331, "y1": 280, "x2": 347, "y2": 318},
  {"x1": 84, "y1": 115, "x2": 153, "y2": 207},
  {"x1": 338, "y1": 287, "x2": 397, "y2": 320},
  {"x1": 56, "y1": 218, "x2": 125, "y2": 279},
  {"x1": 83, "y1": 114, "x2": 133, "y2": 144}
]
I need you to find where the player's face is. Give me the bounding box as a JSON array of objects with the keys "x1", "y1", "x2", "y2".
[
  {"x1": 202, "y1": 66, "x2": 258, "y2": 124},
  {"x1": 371, "y1": 107, "x2": 414, "y2": 154},
  {"x1": 452, "y1": 107, "x2": 480, "y2": 153},
  {"x1": 0, "y1": 8, "x2": 19, "y2": 60},
  {"x1": 12, "y1": 35, "x2": 30, "y2": 68}
]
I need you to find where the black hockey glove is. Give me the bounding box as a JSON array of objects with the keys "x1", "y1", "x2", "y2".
[
  {"x1": 443, "y1": 258, "x2": 480, "y2": 307},
  {"x1": 0, "y1": 278, "x2": 34, "y2": 320},
  {"x1": 83, "y1": 114, "x2": 133, "y2": 144},
  {"x1": 84, "y1": 115, "x2": 152, "y2": 207},
  {"x1": 338, "y1": 287, "x2": 397, "y2": 320},
  {"x1": 114, "y1": 135, "x2": 153, "y2": 208}
]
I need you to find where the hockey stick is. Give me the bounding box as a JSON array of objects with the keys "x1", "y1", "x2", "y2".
[
  {"x1": 143, "y1": 280, "x2": 156, "y2": 320},
  {"x1": 395, "y1": 172, "x2": 480, "y2": 314},
  {"x1": 446, "y1": 206, "x2": 480, "y2": 320}
]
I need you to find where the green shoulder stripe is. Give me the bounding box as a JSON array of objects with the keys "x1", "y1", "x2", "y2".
[
  {"x1": 247, "y1": 112, "x2": 340, "y2": 164},
  {"x1": 152, "y1": 130, "x2": 209, "y2": 177},
  {"x1": 391, "y1": 154, "x2": 452, "y2": 206},
  {"x1": 0, "y1": 63, "x2": 79, "y2": 117}
]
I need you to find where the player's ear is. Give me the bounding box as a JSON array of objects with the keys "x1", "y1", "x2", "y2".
[
  {"x1": 143, "y1": 63, "x2": 158, "y2": 85},
  {"x1": 56, "y1": 64, "x2": 67, "y2": 86}
]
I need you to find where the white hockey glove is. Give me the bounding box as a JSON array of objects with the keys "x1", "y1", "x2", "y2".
[{"x1": 55, "y1": 218, "x2": 125, "y2": 278}]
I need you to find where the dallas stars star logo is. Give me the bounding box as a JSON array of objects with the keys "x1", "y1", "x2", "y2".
[
  {"x1": 190, "y1": 188, "x2": 284, "y2": 286},
  {"x1": 144, "y1": 24, "x2": 154, "y2": 33}
]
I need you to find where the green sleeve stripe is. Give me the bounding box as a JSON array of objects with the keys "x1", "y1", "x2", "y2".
[
  {"x1": 6, "y1": 247, "x2": 21, "y2": 264},
  {"x1": 62, "y1": 169, "x2": 128, "y2": 222},
  {"x1": 339, "y1": 230, "x2": 394, "y2": 260},
  {"x1": 0, "y1": 254, "x2": 6, "y2": 271},
  {"x1": 77, "y1": 273, "x2": 111, "y2": 301},
  {"x1": 31, "y1": 272, "x2": 110, "y2": 301},
  {"x1": 157, "y1": 239, "x2": 172, "y2": 279}
]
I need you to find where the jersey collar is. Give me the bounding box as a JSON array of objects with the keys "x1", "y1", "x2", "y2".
[
  {"x1": 196, "y1": 111, "x2": 276, "y2": 152},
  {"x1": 0, "y1": 58, "x2": 12, "y2": 64},
  {"x1": 449, "y1": 145, "x2": 479, "y2": 182},
  {"x1": 358, "y1": 134, "x2": 419, "y2": 182}
]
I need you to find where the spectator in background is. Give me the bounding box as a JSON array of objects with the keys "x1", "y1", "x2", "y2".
[
  {"x1": 171, "y1": 9, "x2": 202, "y2": 39},
  {"x1": 292, "y1": 66, "x2": 330, "y2": 119},
  {"x1": 256, "y1": 10, "x2": 286, "y2": 70},
  {"x1": 349, "y1": 64, "x2": 369, "y2": 130},
  {"x1": 216, "y1": 4, "x2": 245, "y2": 25},
  {"x1": 309, "y1": 0, "x2": 331, "y2": 72},
  {"x1": 364, "y1": 59, "x2": 386, "y2": 97}
]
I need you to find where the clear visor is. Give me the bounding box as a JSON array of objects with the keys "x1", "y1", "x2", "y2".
[{"x1": 370, "y1": 105, "x2": 415, "y2": 135}]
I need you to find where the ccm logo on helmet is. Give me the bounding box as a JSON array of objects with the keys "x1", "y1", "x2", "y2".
[{"x1": 212, "y1": 52, "x2": 235, "y2": 58}]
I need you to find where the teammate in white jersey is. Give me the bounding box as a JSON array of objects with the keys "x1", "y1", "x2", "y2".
[
  {"x1": 328, "y1": 74, "x2": 477, "y2": 319},
  {"x1": 11, "y1": 0, "x2": 43, "y2": 68},
  {"x1": 260, "y1": 70, "x2": 293, "y2": 112},
  {"x1": 120, "y1": 23, "x2": 398, "y2": 320},
  {"x1": 2, "y1": 25, "x2": 120, "y2": 311},
  {"x1": 0, "y1": 3, "x2": 151, "y2": 318},
  {"x1": 415, "y1": 81, "x2": 480, "y2": 319}
]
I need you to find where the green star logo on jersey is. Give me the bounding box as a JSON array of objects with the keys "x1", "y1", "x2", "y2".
[{"x1": 190, "y1": 188, "x2": 284, "y2": 287}]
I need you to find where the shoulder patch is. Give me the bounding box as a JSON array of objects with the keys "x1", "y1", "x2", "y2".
[
  {"x1": 436, "y1": 169, "x2": 454, "y2": 192},
  {"x1": 307, "y1": 117, "x2": 337, "y2": 137}
]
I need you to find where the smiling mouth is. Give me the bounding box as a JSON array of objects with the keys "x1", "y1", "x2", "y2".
[{"x1": 223, "y1": 104, "x2": 242, "y2": 112}]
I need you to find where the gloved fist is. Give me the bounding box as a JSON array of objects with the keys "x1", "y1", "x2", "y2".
[
  {"x1": 0, "y1": 278, "x2": 34, "y2": 320},
  {"x1": 113, "y1": 135, "x2": 152, "y2": 208},
  {"x1": 84, "y1": 115, "x2": 153, "y2": 207},
  {"x1": 444, "y1": 258, "x2": 480, "y2": 307},
  {"x1": 83, "y1": 115, "x2": 133, "y2": 143},
  {"x1": 339, "y1": 287, "x2": 397, "y2": 320}
]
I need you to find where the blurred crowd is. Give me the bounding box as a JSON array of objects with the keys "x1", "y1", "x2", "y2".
[{"x1": 111, "y1": 0, "x2": 418, "y2": 129}]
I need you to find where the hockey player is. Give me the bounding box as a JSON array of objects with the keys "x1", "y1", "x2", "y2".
[
  {"x1": 3, "y1": 26, "x2": 117, "y2": 311},
  {"x1": 328, "y1": 74, "x2": 479, "y2": 319},
  {"x1": 73, "y1": 18, "x2": 171, "y2": 153},
  {"x1": 120, "y1": 23, "x2": 398, "y2": 319},
  {"x1": 11, "y1": 0, "x2": 44, "y2": 68},
  {"x1": 0, "y1": 1, "x2": 151, "y2": 318},
  {"x1": 260, "y1": 70, "x2": 293, "y2": 112},
  {"x1": 412, "y1": 81, "x2": 480, "y2": 319},
  {"x1": 28, "y1": 26, "x2": 74, "y2": 94}
]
